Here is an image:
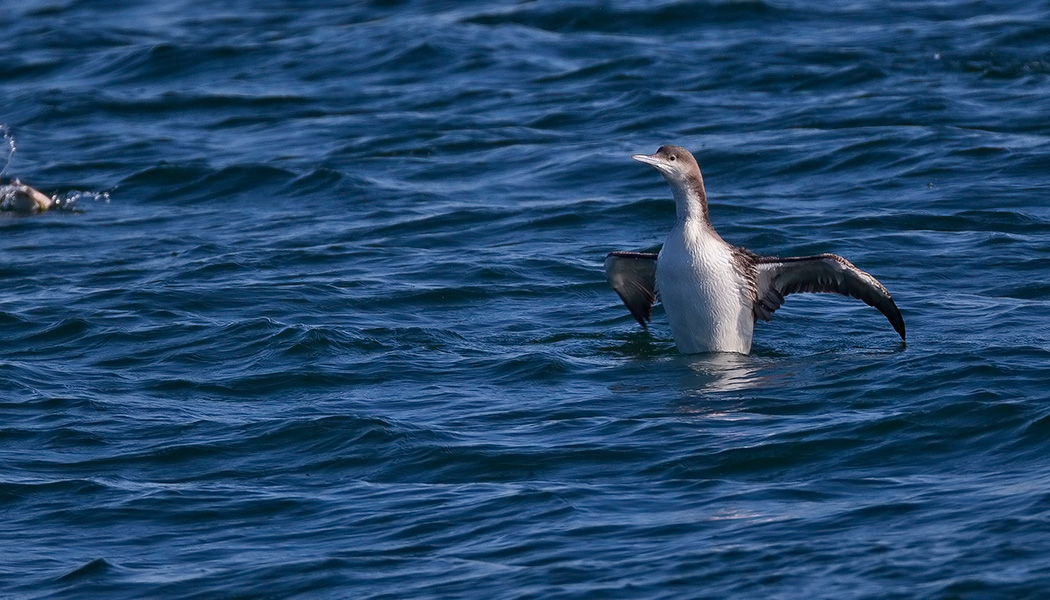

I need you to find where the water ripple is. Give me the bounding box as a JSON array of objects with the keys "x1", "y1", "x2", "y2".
[{"x1": 4, "y1": 1, "x2": 1050, "y2": 598}]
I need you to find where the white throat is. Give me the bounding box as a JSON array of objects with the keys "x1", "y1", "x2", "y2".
[{"x1": 664, "y1": 172, "x2": 711, "y2": 226}]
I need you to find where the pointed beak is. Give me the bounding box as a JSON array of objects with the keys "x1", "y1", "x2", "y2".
[
  {"x1": 631, "y1": 152, "x2": 672, "y2": 175},
  {"x1": 631, "y1": 153, "x2": 661, "y2": 167}
]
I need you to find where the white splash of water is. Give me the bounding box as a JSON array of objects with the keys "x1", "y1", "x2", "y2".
[
  {"x1": 53, "y1": 189, "x2": 112, "y2": 211},
  {"x1": 0, "y1": 124, "x2": 16, "y2": 181}
]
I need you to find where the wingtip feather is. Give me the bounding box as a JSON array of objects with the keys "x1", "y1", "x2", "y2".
[{"x1": 890, "y1": 308, "x2": 906, "y2": 341}]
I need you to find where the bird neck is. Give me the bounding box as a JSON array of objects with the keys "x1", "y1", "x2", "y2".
[{"x1": 670, "y1": 173, "x2": 712, "y2": 227}]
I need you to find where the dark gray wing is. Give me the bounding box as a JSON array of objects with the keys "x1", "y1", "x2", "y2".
[
  {"x1": 604, "y1": 251, "x2": 658, "y2": 328},
  {"x1": 754, "y1": 253, "x2": 905, "y2": 340}
]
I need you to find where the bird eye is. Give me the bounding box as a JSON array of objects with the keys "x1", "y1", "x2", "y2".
[{"x1": 669, "y1": 155, "x2": 676, "y2": 161}]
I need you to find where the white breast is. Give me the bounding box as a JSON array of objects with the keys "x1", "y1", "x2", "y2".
[{"x1": 656, "y1": 221, "x2": 754, "y2": 354}]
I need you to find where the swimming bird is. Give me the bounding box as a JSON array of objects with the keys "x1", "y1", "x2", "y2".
[
  {"x1": 0, "y1": 180, "x2": 52, "y2": 214},
  {"x1": 606, "y1": 145, "x2": 905, "y2": 354}
]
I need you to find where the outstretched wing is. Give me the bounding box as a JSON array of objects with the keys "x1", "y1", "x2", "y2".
[
  {"x1": 604, "y1": 251, "x2": 658, "y2": 328},
  {"x1": 753, "y1": 253, "x2": 905, "y2": 340}
]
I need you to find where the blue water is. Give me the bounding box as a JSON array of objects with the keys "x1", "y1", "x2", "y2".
[{"x1": 3, "y1": 1, "x2": 1050, "y2": 598}]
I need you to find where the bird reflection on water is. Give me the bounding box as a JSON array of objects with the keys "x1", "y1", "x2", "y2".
[{"x1": 679, "y1": 353, "x2": 770, "y2": 396}]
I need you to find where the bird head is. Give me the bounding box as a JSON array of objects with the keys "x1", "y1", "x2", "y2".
[{"x1": 631, "y1": 145, "x2": 701, "y2": 188}]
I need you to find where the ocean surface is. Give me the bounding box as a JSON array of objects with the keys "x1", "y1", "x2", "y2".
[{"x1": 3, "y1": 1, "x2": 1050, "y2": 598}]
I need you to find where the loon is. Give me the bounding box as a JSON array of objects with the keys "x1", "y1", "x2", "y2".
[
  {"x1": 0, "y1": 180, "x2": 52, "y2": 214},
  {"x1": 605, "y1": 145, "x2": 905, "y2": 354}
]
